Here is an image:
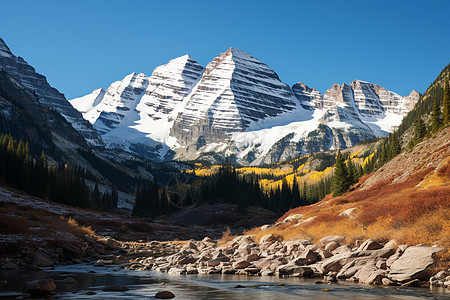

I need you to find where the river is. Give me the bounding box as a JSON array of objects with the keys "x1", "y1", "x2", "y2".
[{"x1": 0, "y1": 264, "x2": 448, "y2": 299}]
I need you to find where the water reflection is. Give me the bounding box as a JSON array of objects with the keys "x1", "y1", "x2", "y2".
[{"x1": 1, "y1": 264, "x2": 448, "y2": 299}]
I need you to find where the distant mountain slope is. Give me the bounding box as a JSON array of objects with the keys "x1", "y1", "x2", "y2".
[
  {"x1": 70, "y1": 47, "x2": 420, "y2": 165},
  {"x1": 0, "y1": 38, "x2": 103, "y2": 147}
]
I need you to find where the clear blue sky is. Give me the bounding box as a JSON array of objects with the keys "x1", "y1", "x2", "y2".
[{"x1": 1, "y1": 0, "x2": 449, "y2": 99}]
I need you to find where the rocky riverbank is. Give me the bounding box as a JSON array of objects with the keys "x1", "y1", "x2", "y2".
[{"x1": 123, "y1": 235, "x2": 450, "y2": 288}]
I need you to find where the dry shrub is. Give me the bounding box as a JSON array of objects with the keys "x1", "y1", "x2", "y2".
[
  {"x1": 0, "y1": 214, "x2": 34, "y2": 234},
  {"x1": 59, "y1": 216, "x2": 95, "y2": 237},
  {"x1": 437, "y1": 158, "x2": 450, "y2": 177},
  {"x1": 218, "y1": 228, "x2": 237, "y2": 245},
  {"x1": 309, "y1": 212, "x2": 346, "y2": 224}
]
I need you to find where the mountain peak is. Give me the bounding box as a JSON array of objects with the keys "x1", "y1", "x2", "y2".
[{"x1": 0, "y1": 38, "x2": 13, "y2": 58}]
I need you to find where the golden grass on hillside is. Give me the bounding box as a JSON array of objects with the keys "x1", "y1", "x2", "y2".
[{"x1": 244, "y1": 166, "x2": 450, "y2": 248}]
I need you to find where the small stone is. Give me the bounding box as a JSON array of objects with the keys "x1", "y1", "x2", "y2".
[
  {"x1": 62, "y1": 277, "x2": 77, "y2": 285},
  {"x1": 382, "y1": 278, "x2": 395, "y2": 286},
  {"x1": 86, "y1": 291, "x2": 97, "y2": 295},
  {"x1": 155, "y1": 290, "x2": 176, "y2": 299},
  {"x1": 234, "y1": 284, "x2": 246, "y2": 288}
]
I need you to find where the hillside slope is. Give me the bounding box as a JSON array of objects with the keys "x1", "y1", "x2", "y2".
[{"x1": 248, "y1": 127, "x2": 449, "y2": 247}]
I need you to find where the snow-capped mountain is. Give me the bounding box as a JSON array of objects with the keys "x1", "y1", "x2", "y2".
[
  {"x1": 171, "y1": 47, "x2": 300, "y2": 149},
  {"x1": 0, "y1": 38, "x2": 103, "y2": 147},
  {"x1": 69, "y1": 47, "x2": 420, "y2": 165},
  {"x1": 70, "y1": 54, "x2": 205, "y2": 160}
]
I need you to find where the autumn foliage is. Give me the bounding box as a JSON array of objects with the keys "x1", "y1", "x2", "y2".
[{"x1": 245, "y1": 163, "x2": 450, "y2": 248}]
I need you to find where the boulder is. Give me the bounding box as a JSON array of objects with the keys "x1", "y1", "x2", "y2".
[
  {"x1": 180, "y1": 241, "x2": 198, "y2": 253},
  {"x1": 245, "y1": 253, "x2": 261, "y2": 262},
  {"x1": 168, "y1": 268, "x2": 186, "y2": 275},
  {"x1": 207, "y1": 259, "x2": 221, "y2": 267},
  {"x1": 318, "y1": 249, "x2": 333, "y2": 260},
  {"x1": 336, "y1": 257, "x2": 372, "y2": 279},
  {"x1": 388, "y1": 246, "x2": 444, "y2": 282},
  {"x1": 233, "y1": 260, "x2": 251, "y2": 269},
  {"x1": 356, "y1": 239, "x2": 383, "y2": 252},
  {"x1": 276, "y1": 264, "x2": 313, "y2": 277},
  {"x1": 332, "y1": 244, "x2": 352, "y2": 255},
  {"x1": 320, "y1": 236, "x2": 345, "y2": 245},
  {"x1": 155, "y1": 290, "x2": 175, "y2": 299},
  {"x1": 32, "y1": 249, "x2": 53, "y2": 267},
  {"x1": 297, "y1": 249, "x2": 319, "y2": 264},
  {"x1": 325, "y1": 241, "x2": 340, "y2": 252},
  {"x1": 23, "y1": 278, "x2": 56, "y2": 294},
  {"x1": 259, "y1": 234, "x2": 278, "y2": 245},
  {"x1": 354, "y1": 264, "x2": 386, "y2": 284}
]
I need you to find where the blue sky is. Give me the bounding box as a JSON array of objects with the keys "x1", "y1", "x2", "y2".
[{"x1": 1, "y1": 0, "x2": 449, "y2": 99}]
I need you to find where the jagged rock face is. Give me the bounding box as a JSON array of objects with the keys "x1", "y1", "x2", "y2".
[
  {"x1": 350, "y1": 80, "x2": 419, "y2": 116},
  {"x1": 0, "y1": 38, "x2": 103, "y2": 147},
  {"x1": 70, "y1": 55, "x2": 204, "y2": 159},
  {"x1": 171, "y1": 48, "x2": 298, "y2": 147},
  {"x1": 94, "y1": 72, "x2": 149, "y2": 134},
  {"x1": 292, "y1": 82, "x2": 323, "y2": 109},
  {"x1": 138, "y1": 55, "x2": 204, "y2": 119}
]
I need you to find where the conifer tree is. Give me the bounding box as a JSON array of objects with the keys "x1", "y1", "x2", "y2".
[
  {"x1": 292, "y1": 175, "x2": 301, "y2": 206},
  {"x1": 389, "y1": 132, "x2": 401, "y2": 158},
  {"x1": 332, "y1": 150, "x2": 349, "y2": 197},
  {"x1": 413, "y1": 117, "x2": 426, "y2": 142},
  {"x1": 431, "y1": 98, "x2": 442, "y2": 132},
  {"x1": 346, "y1": 159, "x2": 358, "y2": 185},
  {"x1": 444, "y1": 79, "x2": 450, "y2": 125}
]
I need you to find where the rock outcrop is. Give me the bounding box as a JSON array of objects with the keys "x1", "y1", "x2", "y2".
[{"x1": 122, "y1": 237, "x2": 446, "y2": 288}]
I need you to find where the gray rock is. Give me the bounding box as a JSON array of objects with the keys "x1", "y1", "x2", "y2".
[
  {"x1": 388, "y1": 246, "x2": 444, "y2": 282},
  {"x1": 320, "y1": 235, "x2": 345, "y2": 245},
  {"x1": 276, "y1": 264, "x2": 313, "y2": 277},
  {"x1": 32, "y1": 249, "x2": 53, "y2": 267},
  {"x1": 233, "y1": 260, "x2": 251, "y2": 269},
  {"x1": 325, "y1": 241, "x2": 340, "y2": 252},
  {"x1": 259, "y1": 234, "x2": 278, "y2": 245},
  {"x1": 357, "y1": 239, "x2": 383, "y2": 252},
  {"x1": 354, "y1": 264, "x2": 385, "y2": 284}
]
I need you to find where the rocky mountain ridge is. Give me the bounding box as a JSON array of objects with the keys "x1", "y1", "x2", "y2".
[
  {"x1": 0, "y1": 38, "x2": 103, "y2": 148},
  {"x1": 71, "y1": 47, "x2": 420, "y2": 165}
]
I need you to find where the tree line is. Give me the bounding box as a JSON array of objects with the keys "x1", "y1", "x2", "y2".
[{"x1": 0, "y1": 133, "x2": 117, "y2": 210}]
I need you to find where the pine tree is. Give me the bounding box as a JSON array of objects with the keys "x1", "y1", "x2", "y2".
[
  {"x1": 92, "y1": 182, "x2": 101, "y2": 205},
  {"x1": 443, "y1": 79, "x2": 450, "y2": 125},
  {"x1": 332, "y1": 150, "x2": 349, "y2": 197},
  {"x1": 413, "y1": 117, "x2": 426, "y2": 143},
  {"x1": 292, "y1": 175, "x2": 301, "y2": 206},
  {"x1": 389, "y1": 132, "x2": 401, "y2": 158},
  {"x1": 431, "y1": 98, "x2": 443, "y2": 132},
  {"x1": 346, "y1": 159, "x2": 358, "y2": 185}
]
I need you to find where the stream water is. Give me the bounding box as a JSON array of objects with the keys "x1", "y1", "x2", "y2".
[{"x1": 1, "y1": 264, "x2": 448, "y2": 299}]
